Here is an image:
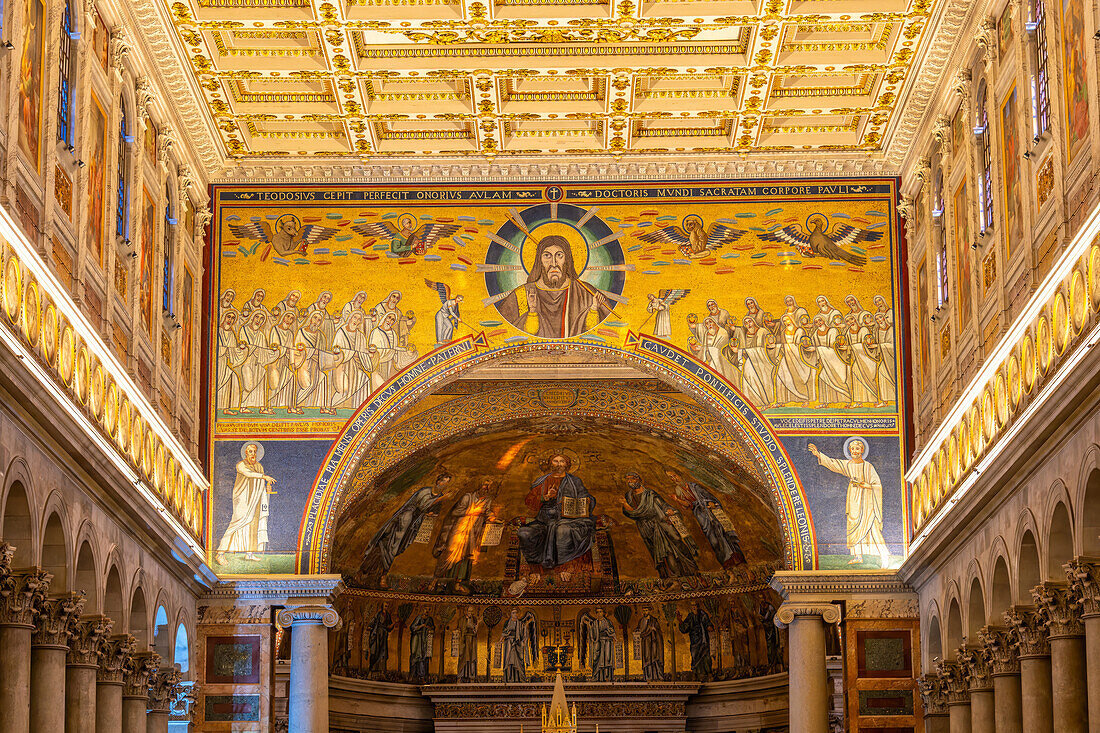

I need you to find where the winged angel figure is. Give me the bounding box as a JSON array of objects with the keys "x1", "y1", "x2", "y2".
[
  {"x1": 637, "y1": 215, "x2": 747, "y2": 257},
  {"x1": 757, "y1": 214, "x2": 883, "y2": 267},
  {"x1": 352, "y1": 216, "x2": 461, "y2": 256},
  {"x1": 227, "y1": 214, "x2": 338, "y2": 257}
]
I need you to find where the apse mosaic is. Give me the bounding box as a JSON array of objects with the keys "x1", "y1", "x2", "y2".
[{"x1": 206, "y1": 179, "x2": 908, "y2": 585}]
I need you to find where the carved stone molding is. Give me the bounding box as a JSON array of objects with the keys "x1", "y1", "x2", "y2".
[
  {"x1": 931, "y1": 114, "x2": 951, "y2": 152},
  {"x1": 148, "y1": 667, "x2": 183, "y2": 713},
  {"x1": 958, "y1": 645, "x2": 992, "y2": 691},
  {"x1": 97, "y1": 634, "x2": 137, "y2": 685},
  {"x1": 205, "y1": 575, "x2": 345, "y2": 607},
  {"x1": 275, "y1": 604, "x2": 341, "y2": 630},
  {"x1": 975, "y1": 17, "x2": 998, "y2": 66},
  {"x1": 977, "y1": 625, "x2": 1018, "y2": 676},
  {"x1": 918, "y1": 673, "x2": 950, "y2": 715},
  {"x1": 68, "y1": 615, "x2": 114, "y2": 667},
  {"x1": 32, "y1": 592, "x2": 86, "y2": 647},
  {"x1": 773, "y1": 602, "x2": 842, "y2": 628},
  {"x1": 110, "y1": 28, "x2": 131, "y2": 72},
  {"x1": 0, "y1": 569, "x2": 52, "y2": 628},
  {"x1": 1033, "y1": 583, "x2": 1084, "y2": 638},
  {"x1": 123, "y1": 651, "x2": 161, "y2": 699},
  {"x1": 951, "y1": 69, "x2": 972, "y2": 101},
  {"x1": 1004, "y1": 605, "x2": 1050, "y2": 657},
  {"x1": 771, "y1": 570, "x2": 915, "y2": 598},
  {"x1": 136, "y1": 77, "x2": 154, "y2": 122},
  {"x1": 936, "y1": 658, "x2": 971, "y2": 705},
  {"x1": 1065, "y1": 559, "x2": 1100, "y2": 618}
]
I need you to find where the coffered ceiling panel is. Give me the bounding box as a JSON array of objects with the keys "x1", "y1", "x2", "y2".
[{"x1": 166, "y1": 0, "x2": 938, "y2": 161}]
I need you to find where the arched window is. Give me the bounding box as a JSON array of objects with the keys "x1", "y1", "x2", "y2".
[
  {"x1": 162, "y1": 180, "x2": 175, "y2": 316},
  {"x1": 1028, "y1": 0, "x2": 1051, "y2": 137},
  {"x1": 932, "y1": 154, "x2": 948, "y2": 307},
  {"x1": 975, "y1": 81, "x2": 993, "y2": 233},
  {"x1": 115, "y1": 97, "x2": 131, "y2": 239},
  {"x1": 56, "y1": 0, "x2": 75, "y2": 146}
]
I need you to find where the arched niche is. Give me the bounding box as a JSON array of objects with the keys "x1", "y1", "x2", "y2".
[
  {"x1": 75, "y1": 541, "x2": 99, "y2": 613},
  {"x1": 926, "y1": 615, "x2": 943, "y2": 667},
  {"x1": 41, "y1": 513, "x2": 68, "y2": 591},
  {"x1": 1082, "y1": 468, "x2": 1100, "y2": 556},
  {"x1": 1017, "y1": 530, "x2": 1041, "y2": 603},
  {"x1": 104, "y1": 566, "x2": 124, "y2": 631},
  {"x1": 989, "y1": 557, "x2": 1010, "y2": 624},
  {"x1": 967, "y1": 577, "x2": 984, "y2": 639},
  {"x1": 946, "y1": 598, "x2": 963, "y2": 656},
  {"x1": 130, "y1": 586, "x2": 149, "y2": 648},
  {"x1": 1047, "y1": 502, "x2": 1074, "y2": 579},
  {"x1": 2, "y1": 481, "x2": 33, "y2": 566},
  {"x1": 153, "y1": 605, "x2": 171, "y2": 660}
]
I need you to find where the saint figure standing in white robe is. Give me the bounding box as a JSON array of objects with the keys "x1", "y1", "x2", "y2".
[
  {"x1": 808, "y1": 439, "x2": 889, "y2": 567},
  {"x1": 215, "y1": 442, "x2": 276, "y2": 565}
]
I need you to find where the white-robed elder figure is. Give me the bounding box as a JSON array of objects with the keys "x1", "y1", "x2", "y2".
[
  {"x1": 215, "y1": 442, "x2": 277, "y2": 565},
  {"x1": 807, "y1": 438, "x2": 890, "y2": 567}
]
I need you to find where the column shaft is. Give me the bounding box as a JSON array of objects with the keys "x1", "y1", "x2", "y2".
[
  {"x1": 1019, "y1": 656, "x2": 1054, "y2": 733},
  {"x1": 1050, "y1": 635, "x2": 1088, "y2": 733},
  {"x1": 969, "y1": 689, "x2": 994, "y2": 733},
  {"x1": 925, "y1": 714, "x2": 950, "y2": 733},
  {"x1": 289, "y1": 620, "x2": 330, "y2": 733},
  {"x1": 949, "y1": 703, "x2": 972, "y2": 733},
  {"x1": 0, "y1": 625, "x2": 33, "y2": 733},
  {"x1": 94, "y1": 683, "x2": 122, "y2": 733},
  {"x1": 145, "y1": 712, "x2": 167, "y2": 733},
  {"x1": 30, "y1": 645, "x2": 68, "y2": 732},
  {"x1": 65, "y1": 665, "x2": 97, "y2": 733},
  {"x1": 1084, "y1": 616, "x2": 1100, "y2": 732},
  {"x1": 786, "y1": 615, "x2": 828, "y2": 733},
  {"x1": 991, "y1": 674, "x2": 1022, "y2": 733},
  {"x1": 121, "y1": 698, "x2": 147, "y2": 733}
]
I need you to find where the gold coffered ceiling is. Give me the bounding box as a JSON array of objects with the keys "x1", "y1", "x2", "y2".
[{"x1": 168, "y1": 0, "x2": 934, "y2": 160}]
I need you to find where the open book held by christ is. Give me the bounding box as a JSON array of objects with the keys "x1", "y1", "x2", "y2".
[{"x1": 562, "y1": 495, "x2": 589, "y2": 519}]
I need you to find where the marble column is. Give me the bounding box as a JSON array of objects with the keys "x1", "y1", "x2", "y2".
[
  {"x1": 66, "y1": 616, "x2": 113, "y2": 733},
  {"x1": 95, "y1": 635, "x2": 135, "y2": 733},
  {"x1": 918, "y1": 673, "x2": 951, "y2": 733},
  {"x1": 1066, "y1": 559, "x2": 1100, "y2": 731},
  {"x1": 959, "y1": 645, "x2": 994, "y2": 733},
  {"x1": 31, "y1": 593, "x2": 85, "y2": 732},
  {"x1": 0, "y1": 564, "x2": 52, "y2": 733},
  {"x1": 277, "y1": 604, "x2": 342, "y2": 733},
  {"x1": 1003, "y1": 606, "x2": 1053, "y2": 733},
  {"x1": 122, "y1": 651, "x2": 160, "y2": 733},
  {"x1": 773, "y1": 602, "x2": 841, "y2": 733},
  {"x1": 938, "y1": 657, "x2": 972, "y2": 733},
  {"x1": 977, "y1": 626, "x2": 1021, "y2": 733},
  {"x1": 145, "y1": 668, "x2": 182, "y2": 733},
  {"x1": 1033, "y1": 583, "x2": 1087, "y2": 733}
]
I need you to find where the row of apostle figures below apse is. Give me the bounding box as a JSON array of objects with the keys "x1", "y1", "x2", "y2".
[
  {"x1": 321, "y1": 599, "x2": 787, "y2": 684},
  {"x1": 667, "y1": 293, "x2": 897, "y2": 410},
  {"x1": 214, "y1": 285, "x2": 898, "y2": 416}
]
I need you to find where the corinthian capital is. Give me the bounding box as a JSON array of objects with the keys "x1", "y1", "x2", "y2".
[
  {"x1": 110, "y1": 28, "x2": 131, "y2": 71},
  {"x1": 917, "y1": 673, "x2": 949, "y2": 715},
  {"x1": 32, "y1": 592, "x2": 86, "y2": 647},
  {"x1": 148, "y1": 667, "x2": 183, "y2": 713},
  {"x1": 124, "y1": 651, "x2": 161, "y2": 698},
  {"x1": 68, "y1": 615, "x2": 114, "y2": 666},
  {"x1": 97, "y1": 634, "x2": 137, "y2": 685},
  {"x1": 1066, "y1": 559, "x2": 1100, "y2": 617},
  {"x1": 0, "y1": 569, "x2": 52, "y2": 627},
  {"x1": 0, "y1": 542, "x2": 14, "y2": 577},
  {"x1": 958, "y1": 644, "x2": 992, "y2": 691},
  {"x1": 1033, "y1": 583, "x2": 1084, "y2": 638},
  {"x1": 936, "y1": 658, "x2": 971, "y2": 704},
  {"x1": 931, "y1": 114, "x2": 951, "y2": 151},
  {"x1": 976, "y1": 17, "x2": 998, "y2": 66},
  {"x1": 135, "y1": 77, "x2": 154, "y2": 122},
  {"x1": 1003, "y1": 605, "x2": 1050, "y2": 657},
  {"x1": 952, "y1": 69, "x2": 972, "y2": 101},
  {"x1": 977, "y1": 625, "x2": 1018, "y2": 675}
]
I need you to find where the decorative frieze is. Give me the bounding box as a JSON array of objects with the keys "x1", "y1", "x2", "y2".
[
  {"x1": 31, "y1": 592, "x2": 86, "y2": 647},
  {"x1": 0, "y1": 569, "x2": 52, "y2": 628},
  {"x1": 1003, "y1": 606, "x2": 1050, "y2": 657},
  {"x1": 67, "y1": 615, "x2": 114, "y2": 667},
  {"x1": 123, "y1": 651, "x2": 161, "y2": 699},
  {"x1": 917, "y1": 673, "x2": 950, "y2": 715},
  {"x1": 1065, "y1": 559, "x2": 1100, "y2": 618},
  {"x1": 97, "y1": 634, "x2": 137, "y2": 685},
  {"x1": 148, "y1": 667, "x2": 183, "y2": 713},
  {"x1": 958, "y1": 645, "x2": 992, "y2": 691},
  {"x1": 977, "y1": 625, "x2": 1018, "y2": 675},
  {"x1": 1033, "y1": 583, "x2": 1084, "y2": 638}
]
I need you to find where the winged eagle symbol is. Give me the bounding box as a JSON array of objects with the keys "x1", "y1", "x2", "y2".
[
  {"x1": 352, "y1": 216, "x2": 461, "y2": 256},
  {"x1": 757, "y1": 215, "x2": 882, "y2": 267},
  {"x1": 637, "y1": 215, "x2": 748, "y2": 257},
  {"x1": 227, "y1": 214, "x2": 338, "y2": 257}
]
